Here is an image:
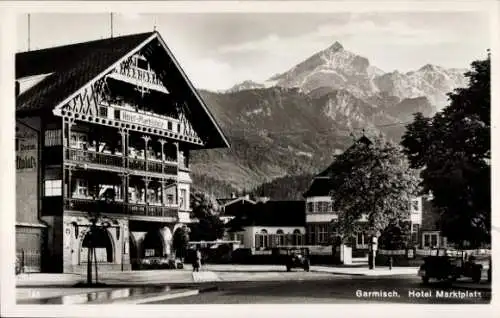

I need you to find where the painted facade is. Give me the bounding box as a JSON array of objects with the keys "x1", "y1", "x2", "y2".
[{"x1": 15, "y1": 32, "x2": 229, "y2": 273}]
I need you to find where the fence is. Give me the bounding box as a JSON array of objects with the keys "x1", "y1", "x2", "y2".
[{"x1": 16, "y1": 249, "x2": 42, "y2": 273}]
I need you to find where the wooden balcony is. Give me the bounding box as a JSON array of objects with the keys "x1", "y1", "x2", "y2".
[
  {"x1": 64, "y1": 198, "x2": 178, "y2": 220},
  {"x1": 66, "y1": 148, "x2": 178, "y2": 176},
  {"x1": 66, "y1": 148, "x2": 123, "y2": 168}
]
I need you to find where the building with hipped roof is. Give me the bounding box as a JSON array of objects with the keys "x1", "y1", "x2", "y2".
[
  {"x1": 303, "y1": 136, "x2": 446, "y2": 255},
  {"x1": 225, "y1": 200, "x2": 306, "y2": 253}
]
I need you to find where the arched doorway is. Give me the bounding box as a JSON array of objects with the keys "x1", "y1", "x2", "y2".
[
  {"x1": 81, "y1": 228, "x2": 114, "y2": 263},
  {"x1": 143, "y1": 230, "x2": 165, "y2": 258}
]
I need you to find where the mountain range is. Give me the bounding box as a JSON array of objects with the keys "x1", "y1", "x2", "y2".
[{"x1": 190, "y1": 41, "x2": 469, "y2": 197}]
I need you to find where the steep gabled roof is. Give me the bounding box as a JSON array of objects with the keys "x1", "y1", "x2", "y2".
[
  {"x1": 217, "y1": 197, "x2": 256, "y2": 208},
  {"x1": 316, "y1": 136, "x2": 372, "y2": 177},
  {"x1": 226, "y1": 201, "x2": 305, "y2": 229},
  {"x1": 16, "y1": 32, "x2": 155, "y2": 113},
  {"x1": 302, "y1": 177, "x2": 331, "y2": 197},
  {"x1": 304, "y1": 136, "x2": 372, "y2": 197},
  {"x1": 16, "y1": 31, "x2": 230, "y2": 149}
]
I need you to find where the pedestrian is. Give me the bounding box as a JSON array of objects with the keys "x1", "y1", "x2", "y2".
[{"x1": 192, "y1": 248, "x2": 202, "y2": 272}]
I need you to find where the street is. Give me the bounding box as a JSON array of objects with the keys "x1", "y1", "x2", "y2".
[
  {"x1": 147, "y1": 274, "x2": 490, "y2": 304},
  {"x1": 16, "y1": 266, "x2": 491, "y2": 305}
]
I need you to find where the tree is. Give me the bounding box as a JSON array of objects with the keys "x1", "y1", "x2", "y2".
[
  {"x1": 401, "y1": 55, "x2": 490, "y2": 248},
  {"x1": 329, "y1": 136, "x2": 420, "y2": 244},
  {"x1": 189, "y1": 191, "x2": 225, "y2": 241},
  {"x1": 378, "y1": 220, "x2": 411, "y2": 250},
  {"x1": 172, "y1": 225, "x2": 190, "y2": 260}
]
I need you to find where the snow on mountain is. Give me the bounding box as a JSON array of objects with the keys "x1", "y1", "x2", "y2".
[
  {"x1": 268, "y1": 41, "x2": 384, "y2": 98},
  {"x1": 229, "y1": 41, "x2": 468, "y2": 111},
  {"x1": 226, "y1": 80, "x2": 266, "y2": 93},
  {"x1": 374, "y1": 64, "x2": 468, "y2": 110}
]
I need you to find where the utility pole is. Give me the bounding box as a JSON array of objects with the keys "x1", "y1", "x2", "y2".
[
  {"x1": 110, "y1": 13, "x2": 114, "y2": 38},
  {"x1": 27, "y1": 14, "x2": 31, "y2": 51}
]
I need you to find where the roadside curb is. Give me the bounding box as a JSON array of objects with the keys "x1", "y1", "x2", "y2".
[{"x1": 111, "y1": 286, "x2": 219, "y2": 304}]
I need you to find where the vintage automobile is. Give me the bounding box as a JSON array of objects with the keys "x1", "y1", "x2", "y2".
[
  {"x1": 418, "y1": 252, "x2": 462, "y2": 284},
  {"x1": 418, "y1": 250, "x2": 489, "y2": 284},
  {"x1": 282, "y1": 248, "x2": 311, "y2": 272},
  {"x1": 461, "y1": 255, "x2": 487, "y2": 283}
]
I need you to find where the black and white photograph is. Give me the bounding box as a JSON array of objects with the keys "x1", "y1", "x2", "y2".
[{"x1": 0, "y1": 0, "x2": 497, "y2": 316}]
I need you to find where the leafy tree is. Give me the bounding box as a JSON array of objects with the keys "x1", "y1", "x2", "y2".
[
  {"x1": 329, "y1": 136, "x2": 420, "y2": 243},
  {"x1": 189, "y1": 191, "x2": 225, "y2": 241},
  {"x1": 401, "y1": 55, "x2": 490, "y2": 248},
  {"x1": 172, "y1": 225, "x2": 190, "y2": 259},
  {"x1": 378, "y1": 221, "x2": 411, "y2": 250}
]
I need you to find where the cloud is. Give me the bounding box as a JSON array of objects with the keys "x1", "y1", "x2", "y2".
[
  {"x1": 217, "y1": 34, "x2": 281, "y2": 53},
  {"x1": 118, "y1": 13, "x2": 143, "y2": 21},
  {"x1": 181, "y1": 58, "x2": 259, "y2": 91},
  {"x1": 215, "y1": 13, "x2": 470, "y2": 58}
]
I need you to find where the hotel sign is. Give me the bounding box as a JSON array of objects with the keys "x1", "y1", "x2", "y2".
[
  {"x1": 16, "y1": 126, "x2": 38, "y2": 172},
  {"x1": 120, "y1": 110, "x2": 174, "y2": 131}
]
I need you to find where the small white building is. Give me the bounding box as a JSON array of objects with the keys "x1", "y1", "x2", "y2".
[{"x1": 225, "y1": 201, "x2": 306, "y2": 254}]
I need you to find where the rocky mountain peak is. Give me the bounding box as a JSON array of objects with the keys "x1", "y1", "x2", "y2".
[
  {"x1": 327, "y1": 41, "x2": 344, "y2": 52},
  {"x1": 419, "y1": 64, "x2": 440, "y2": 72}
]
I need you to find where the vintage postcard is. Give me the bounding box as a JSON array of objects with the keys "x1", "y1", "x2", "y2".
[{"x1": 0, "y1": 1, "x2": 497, "y2": 317}]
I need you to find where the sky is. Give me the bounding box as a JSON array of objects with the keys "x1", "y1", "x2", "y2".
[{"x1": 16, "y1": 11, "x2": 491, "y2": 91}]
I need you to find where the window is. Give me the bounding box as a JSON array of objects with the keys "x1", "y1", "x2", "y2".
[
  {"x1": 179, "y1": 189, "x2": 187, "y2": 210},
  {"x1": 412, "y1": 224, "x2": 420, "y2": 233},
  {"x1": 423, "y1": 233, "x2": 439, "y2": 248},
  {"x1": 276, "y1": 229, "x2": 284, "y2": 246},
  {"x1": 44, "y1": 180, "x2": 62, "y2": 196},
  {"x1": 136, "y1": 58, "x2": 148, "y2": 70},
  {"x1": 308, "y1": 225, "x2": 316, "y2": 245},
  {"x1": 256, "y1": 229, "x2": 268, "y2": 249},
  {"x1": 44, "y1": 129, "x2": 62, "y2": 147},
  {"x1": 316, "y1": 224, "x2": 329, "y2": 244},
  {"x1": 356, "y1": 232, "x2": 368, "y2": 248},
  {"x1": 72, "y1": 179, "x2": 89, "y2": 199},
  {"x1": 327, "y1": 202, "x2": 333, "y2": 212},
  {"x1": 293, "y1": 229, "x2": 302, "y2": 246},
  {"x1": 424, "y1": 234, "x2": 430, "y2": 247},
  {"x1": 431, "y1": 234, "x2": 438, "y2": 247},
  {"x1": 307, "y1": 202, "x2": 313, "y2": 213}
]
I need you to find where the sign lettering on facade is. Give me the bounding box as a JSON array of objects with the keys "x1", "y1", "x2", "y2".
[
  {"x1": 120, "y1": 110, "x2": 174, "y2": 131},
  {"x1": 16, "y1": 128, "x2": 38, "y2": 172}
]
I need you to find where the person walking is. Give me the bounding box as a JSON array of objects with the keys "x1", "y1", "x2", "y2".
[{"x1": 192, "y1": 249, "x2": 202, "y2": 272}]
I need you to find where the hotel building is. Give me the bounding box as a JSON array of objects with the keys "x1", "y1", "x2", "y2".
[{"x1": 15, "y1": 31, "x2": 229, "y2": 272}]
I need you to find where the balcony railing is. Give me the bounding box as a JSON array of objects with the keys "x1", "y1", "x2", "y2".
[
  {"x1": 64, "y1": 198, "x2": 178, "y2": 219},
  {"x1": 66, "y1": 148, "x2": 123, "y2": 168},
  {"x1": 64, "y1": 197, "x2": 124, "y2": 214},
  {"x1": 66, "y1": 148, "x2": 178, "y2": 175}
]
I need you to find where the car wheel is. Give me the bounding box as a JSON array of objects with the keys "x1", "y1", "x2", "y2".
[
  {"x1": 472, "y1": 271, "x2": 481, "y2": 283},
  {"x1": 286, "y1": 266, "x2": 291, "y2": 272},
  {"x1": 304, "y1": 266, "x2": 310, "y2": 272}
]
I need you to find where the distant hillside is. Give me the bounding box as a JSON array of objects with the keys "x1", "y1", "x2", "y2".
[
  {"x1": 189, "y1": 41, "x2": 468, "y2": 196},
  {"x1": 250, "y1": 174, "x2": 315, "y2": 200}
]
